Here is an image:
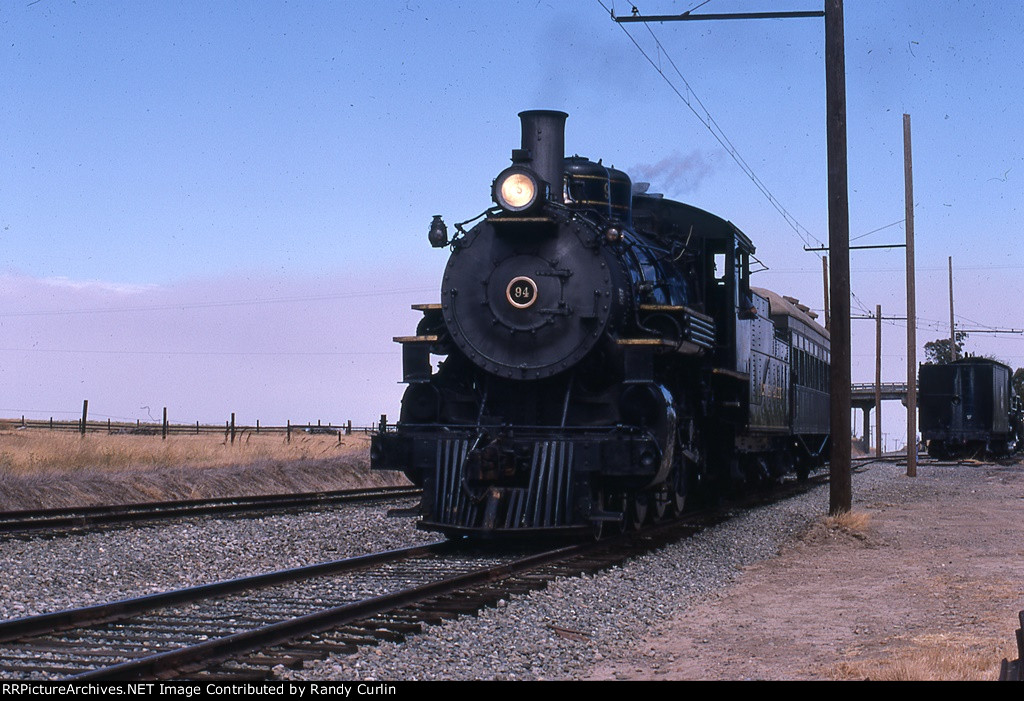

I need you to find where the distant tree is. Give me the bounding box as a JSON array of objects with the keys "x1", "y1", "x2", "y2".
[
  {"x1": 923, "y1": 331, "x2": 968, "y2": 364},
  {"x1": 1013, "y1": 368, "x2": 1024, "y2": 399}
]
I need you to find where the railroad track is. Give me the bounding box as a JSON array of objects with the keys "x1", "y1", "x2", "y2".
[
  {"x1": 0, "y1": 486, "x2": 421, "y2": 536},
  {"x1": 853, "y1": 454, "x2": 1023, "y2": 469},
  {"x1": 0, "y1": 473, "x2": 828, "y2": 681},
  {"x1": 0, "y1": 540, "x2": 600, "y2": 680}
]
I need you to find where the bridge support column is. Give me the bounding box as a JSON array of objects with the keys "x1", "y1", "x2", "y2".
[{"x1": 862, "y1": 404, "x2": 872, "y2": 453}]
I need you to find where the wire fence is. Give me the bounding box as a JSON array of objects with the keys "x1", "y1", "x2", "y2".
[{"x1": 0, "y1": 411, "x2": 386, "y2": 443}]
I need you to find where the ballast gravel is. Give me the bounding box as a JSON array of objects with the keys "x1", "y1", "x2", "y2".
[
  {"x1": 0, "y1": 461, "x2": 916, "y2": 680},
  {"x1": 0, "y1": 499, "x2": 435, "y2": 620}
]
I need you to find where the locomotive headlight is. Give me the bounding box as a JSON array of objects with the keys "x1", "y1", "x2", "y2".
[{"x1": 493, "y1": 167, "x2": 542, "y2": 213}]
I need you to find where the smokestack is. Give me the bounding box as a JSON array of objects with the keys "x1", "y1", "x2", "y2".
[{"x1": 518, "y1": 110, "x2": 567, "y2": 203}]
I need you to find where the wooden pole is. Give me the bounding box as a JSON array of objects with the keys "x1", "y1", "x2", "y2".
[
  {"x1": 80, "y1": 399, "x2": 88, "y2": 436},
  {"x1": 162, "y1": 407, "x2": 168, "y2": 440},
  {"x1": 948, "y1": 256, "x2": 956, "y2": 362},
  {"x1": 904, "y1": 113, "x2": 917, "y2": 477},
  {"x1": 826, "y1": 0, "x2": 852, "y2": 513},
  {"x1": 822, "y1": 255, "x2": 831, "y2": 332},
  {"x1": 230, "y1": 412, "x2": 236, "y2": 444},
  {"x1": 875, "y1": 304, "x2": 882, "y2": 459}
]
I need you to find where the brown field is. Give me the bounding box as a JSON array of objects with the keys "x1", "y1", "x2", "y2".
[{"x1": 0, "y1": 429, "x2": 407, "y2": 510}]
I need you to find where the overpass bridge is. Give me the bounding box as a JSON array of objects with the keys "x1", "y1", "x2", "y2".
[{"x1": 850, "y1": 382, "x2": 915, "y2": 452}]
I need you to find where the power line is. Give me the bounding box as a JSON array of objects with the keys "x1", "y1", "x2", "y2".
[
  {"x1": 850, "y1": 218, "x2": 905, "y2": 242},
  {"x1": 0, "y1": 347, "x2": 397, "y2": 357},
  {"x1": 596, "y1": 0, "x2": 826, "y2": 252},
  {"x1": 0, "y1": 286, "x2": 436, "y2": 319}
]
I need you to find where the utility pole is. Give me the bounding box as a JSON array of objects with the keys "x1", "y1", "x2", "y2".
[
  {"x1": 875, "y1": 304, "x2": 882, "y2": 458},
  {"x1": 825, "y1": 0, "x2": 851, "y2": 512},
  {"x1": 904, "y1": 114, "x2": 917, "y2": 478},
  {"x1": 948, "y1": 256, "x2": 957, "y2": 362},
  {"x1": 854, "y1": 308, "x2": 906, "y2": 457},
  {"x1": 613, "y1": 1, "x2": 850, "y2": 512},
  {"x1": 823, "y1": 255, "x2": 831, "y2": 332}
]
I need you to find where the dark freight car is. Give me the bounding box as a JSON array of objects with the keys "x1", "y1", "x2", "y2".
[{"x1": 919, "y1": 358, "x2": 1022, "y2": 458}]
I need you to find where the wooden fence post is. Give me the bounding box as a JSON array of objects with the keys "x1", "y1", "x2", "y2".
[
  {"x1": 230, "y1": 413, "x2": 236, "y2": 444},
  {"x1": 80, "y1": 400, "x2": 88, "y2": 436},
  {"x1": 162, "y1": 407, "x2": 168, "y2": 440},
  {"x1": 287, "y1": 420, "x2": 291, "y2": 444}
]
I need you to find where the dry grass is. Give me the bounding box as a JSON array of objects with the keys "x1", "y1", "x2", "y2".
[
  {"x1": 0, "y1": 429, "x2": 409, "y2": 510},
  {"x1": 823, "y1": 509, "x2": 872, "y2": 534},
  {"x1": 798, "y1": 509, "x2": 876, "y2": 548},
  {"x1": 832, "y1": 633, "x2": 1012, "y2": 680},
  {"x1": 0, "y1": 429, "x2": 362, "y2": 474}
]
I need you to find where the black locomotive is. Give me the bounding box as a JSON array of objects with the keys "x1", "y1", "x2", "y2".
[
  {"x1": 919, "y1": 357, "x2": 1023, "y2": 459},
  {"x1": 371, "y1": 110, "x2": 830, "y2": 538}
]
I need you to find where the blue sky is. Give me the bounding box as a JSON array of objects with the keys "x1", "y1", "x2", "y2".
[{"x1": 1, "y1": 1, "x2": 1021, "y2": 441}]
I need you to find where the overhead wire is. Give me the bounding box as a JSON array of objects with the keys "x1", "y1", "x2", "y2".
[
  {"x1": 0, "y1": 347, "x2": 395, "y2": 357},
  {"x1": 0, "y1": 286, "x2": 437, "y2": 318},
  {"x1": 596, "y1": 0, "x2": 826, "y2": 253},
  {"x1": 598, "y1": 2, "x2": 937, "y2": 320}
]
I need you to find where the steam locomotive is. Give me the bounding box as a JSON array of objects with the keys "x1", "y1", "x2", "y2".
[
  {"x1": 371, "y1": 110, "x2": 830, "y2": 538},
  {"x1": 919, "y1": 357, "x2": 1023, "y2": 459}
]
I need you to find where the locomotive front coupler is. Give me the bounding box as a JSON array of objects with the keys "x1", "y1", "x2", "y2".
[{"x1": 464, "y1": 430, "x2": 523, "y2": 485}]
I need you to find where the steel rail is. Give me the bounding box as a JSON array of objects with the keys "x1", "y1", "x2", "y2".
[
  {"x1": 69, "y1": 543, "x2": 592, "y2": 680},
  {"x1": 0, "y1": 485, "x2": 421, "y2": 534},
  {"x1": 0, "y1": 541, "x2": 452, "y2": 644}
]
